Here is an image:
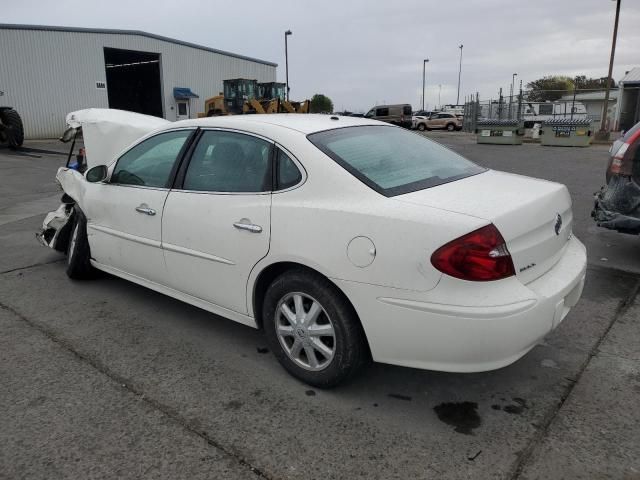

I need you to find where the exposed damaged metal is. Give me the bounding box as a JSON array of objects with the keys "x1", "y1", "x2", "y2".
[
  {"x1": 593, "y1": 176, "x2": 640, "y2": 234},
  {"x1": 36, "y1": 198, "x2": 74, "y2": 251}
]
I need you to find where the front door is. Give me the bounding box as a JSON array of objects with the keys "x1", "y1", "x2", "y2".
[
  {"x1": 162, "y1": 129, "x2": 273, "y2": 314},
  {"x1": 176, "y1": 101, "x2": 190, "y2": 121},
  {"x1": 84, "y1": 129, "x2": 194, "y2": 281}
]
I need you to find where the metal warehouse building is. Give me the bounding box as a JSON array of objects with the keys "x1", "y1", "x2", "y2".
[{"x1": 0, "y1": 24, "x2": 277, "y2": 138}]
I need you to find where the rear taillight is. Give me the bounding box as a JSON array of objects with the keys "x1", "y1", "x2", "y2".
[
  {"x1": 431, "y1": 224, "x2": 515, "y2": 281},
  {"x1": 610, "y1": 130, "x2": 640, "y2": 176}
]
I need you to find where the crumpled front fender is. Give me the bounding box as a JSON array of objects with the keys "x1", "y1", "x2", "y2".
[
  {"x1": 55, "y1": 167, "x2": 87, "y2": 204},
  {"x1": 36, "y1": 167, "x2": 86, "y2": 251}
]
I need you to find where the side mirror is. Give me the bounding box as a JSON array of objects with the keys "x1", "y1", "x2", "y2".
[{"x1": 85, "y1": 165, "x2": 108, "y2": 183}]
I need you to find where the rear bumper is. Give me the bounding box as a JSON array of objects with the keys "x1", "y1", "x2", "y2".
[{"x1": 334, "y1": 235, "x2": 587, "y2": 373}]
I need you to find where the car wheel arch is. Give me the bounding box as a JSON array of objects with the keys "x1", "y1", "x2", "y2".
[{"x1": 250, "y1": 261, "x2": 368, "y2": 349}]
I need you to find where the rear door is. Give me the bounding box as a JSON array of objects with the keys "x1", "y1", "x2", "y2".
[
  {"x1": 161, "y1": 129, "x2": 273, "y2": 314},
  {"x1": 84, "y1": 129, "x2": 194, "y2": 282}
]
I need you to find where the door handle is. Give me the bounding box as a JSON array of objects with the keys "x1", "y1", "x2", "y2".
[
  {"x1": 135, "y1": 205, "x2": 156, "y2": 216},
  {"x1": 233, "y1": 222, "x2": 262, "y2": 233}
]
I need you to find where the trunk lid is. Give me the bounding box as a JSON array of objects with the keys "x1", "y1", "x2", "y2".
[{"x1": 394, "y1": 170, "x2": 573, "y2": 284}]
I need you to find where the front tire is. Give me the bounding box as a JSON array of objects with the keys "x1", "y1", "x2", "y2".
[
  {"x1": 417, "y1": 123, "x2": 426, "y2": 131},
  {"x1": 262, "y1": 269, "x2": 368, "y2": 388},
  {"x1": 446, "y1": 123, "x2": 455, "y2": 132},
  {"x1": 0, "y1": 109, "x2": 24, "y2": 148},
  {"x1": 66, "y1": 210, "x2": 95, "y2": 279}
]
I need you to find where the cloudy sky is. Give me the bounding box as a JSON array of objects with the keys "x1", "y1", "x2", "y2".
[{"x1": 4, "y1": 0, "x2": 639, "y2": 112}]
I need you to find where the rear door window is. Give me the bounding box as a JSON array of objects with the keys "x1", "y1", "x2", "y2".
[
  {"x1": 403, "y1": 106, "x2": 412, "y2": 115},
  {"x1": 183, "y1": 130, "x2": 272, "y2": 193},
  {"x1": 376, "y1": 107, "x2": 389, "y2": 116},
  {"x1": 276, "y1": 149, "x2": 302, "y2": 190}
]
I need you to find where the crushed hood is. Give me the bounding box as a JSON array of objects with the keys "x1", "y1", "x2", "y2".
[{"x1": 65, "y1": 109, "x2": 170, "y2": 168}]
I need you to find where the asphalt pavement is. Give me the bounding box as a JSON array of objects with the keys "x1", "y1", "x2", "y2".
[{"x1": 1, "y1": 135, "x2": 639, "y2": 480}]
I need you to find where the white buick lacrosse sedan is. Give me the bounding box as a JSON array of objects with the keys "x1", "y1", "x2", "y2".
[{"x1": 40, "y1": 110, "x2": 586, "y2": 387}]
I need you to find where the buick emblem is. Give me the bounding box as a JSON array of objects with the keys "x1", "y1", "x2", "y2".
[{"x1": 554, "y1": 214, "x2": 562, "y2": 236}]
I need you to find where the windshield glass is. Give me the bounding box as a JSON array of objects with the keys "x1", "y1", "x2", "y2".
[{"x1": 307, "y1": 125, "x2": 485, "y2": 196}]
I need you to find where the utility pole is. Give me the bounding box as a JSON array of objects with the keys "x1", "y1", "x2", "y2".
[
  {"x1": 438, "y1": 84, "x2": 442, "y2": 109},
  {"x1": 510, "y1": 73, "x2": 517, "y2": 119},
  {"x1": 599, "y1": 0, "x2": 621, "y2": 138},
  {"x1": 284, "y1": 30, "x2": 292, "y2": 101},
  {"x1": 422, "y1": 59, "x2": 429, "y2": 111},
  {"x1": 456, "y1": 44, "x2": 463, "y2": 105}
]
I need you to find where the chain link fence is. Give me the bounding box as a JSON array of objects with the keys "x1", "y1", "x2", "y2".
[{"x1": 461, "y1": 87, "x2": 622, "y2": 134}]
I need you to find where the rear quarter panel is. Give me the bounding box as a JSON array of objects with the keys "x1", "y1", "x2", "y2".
[{"x1": 248, "y1": 133, "x2": 487, "y2": 313}]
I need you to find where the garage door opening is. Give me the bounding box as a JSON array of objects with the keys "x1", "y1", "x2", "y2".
[{"x1": 104, "y1": 47, "x2": 163, "y2": 118}]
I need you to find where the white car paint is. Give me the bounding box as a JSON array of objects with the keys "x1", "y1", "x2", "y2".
[
  {"x1": 65, "y1": 109, "x2": 170, "y2": 169},
  {"x1": 52, "y1": 112, "x2": 587, "y2": 373}
]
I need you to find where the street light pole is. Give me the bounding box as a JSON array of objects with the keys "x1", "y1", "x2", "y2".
[
  {"x1": 422, "y1": 59, "x2": 429, "y2": 111},
  {"x1": 456, "y1": 44, "x2": 463, "y2": 105},
  {"x1": 438, "y1": 84, "x2": 442, "y2": 109},
  {"x1": 284, "y1": 30, "x2": 292, "y2": 101},
  {"x1": 599, "y1": 0, "x2": 621, "y2": 136},
  {"x1": 510, "y1": 73, "x2": 517, "y2": 118}
]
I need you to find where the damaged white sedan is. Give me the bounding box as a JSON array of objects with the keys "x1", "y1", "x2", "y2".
[{"x1": 40, "y1": 109, "x2": 587, "y2": 387}]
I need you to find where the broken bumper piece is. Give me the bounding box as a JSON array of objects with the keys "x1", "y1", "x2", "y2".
[
  {"x1": 592, "y1": 176, "x2": 640, "y2": 235},
  {"x1": 36, "y1": 200, "x2": 74, "y2": 251}
]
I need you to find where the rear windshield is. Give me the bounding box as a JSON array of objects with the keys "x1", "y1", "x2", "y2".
[
  {"x1": 307, "y1": 125, "x2": 485, "y2": 196},
  {"x1": 623, "y1": 121, "x2": 640, "y2": 141}
]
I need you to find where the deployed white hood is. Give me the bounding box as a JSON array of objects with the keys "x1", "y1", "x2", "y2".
[{"x1": 65, "y1": 108, "x2": 170, "y2": 168}]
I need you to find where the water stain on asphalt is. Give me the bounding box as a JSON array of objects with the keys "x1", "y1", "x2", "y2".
[
  {"x1": 433, "y1": 402, "x2": 481, "y2": 435},
  {"x1": 256, "y1": 346, "x2": 269, "y2": 354},
  {"x1": 223, "y1": 400, "x2": 243, "y2": 411},
  {"x1": 305, "y1": 390, "x2": 316, "y2": 396}
]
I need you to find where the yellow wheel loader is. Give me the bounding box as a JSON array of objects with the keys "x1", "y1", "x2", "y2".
[{"x1": 198, "y1": 79, "x2": 309, "y2": 117}]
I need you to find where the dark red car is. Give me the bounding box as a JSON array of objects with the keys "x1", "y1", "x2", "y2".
[{"x1": 593, "y1": 121, "x2": 640, "y2": 233}]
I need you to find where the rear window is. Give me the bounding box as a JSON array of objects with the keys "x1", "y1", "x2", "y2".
[
  {"x1": 623, "y1": 121, "x2": 640, "y2": 141},
  {"x1": 403, "y1": 105, "x2": 412, "y2": 115},
  {"x1": 307, "y1": 125, "x2": 485, "y2": 196}
]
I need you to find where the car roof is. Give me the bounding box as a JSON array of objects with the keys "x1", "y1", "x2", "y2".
[{"x1": 172, "y1": 114, "x2": 383, "y2": 135}]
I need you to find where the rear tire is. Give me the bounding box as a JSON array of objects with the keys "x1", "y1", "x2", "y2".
[
  {"x1": 262, "y1": 269, "x2": 368, "y2": 388},
  {"x1": 0, "y1": 108, "x2": 24, "y2": 148},
  {"x1": 66, "y1": 210, "x2": 96, "y2": 280}
]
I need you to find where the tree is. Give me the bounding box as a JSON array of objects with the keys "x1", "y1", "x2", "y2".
[
  {"x1": 573, "y1": 75, "x2": 616, "y2": 90},
  {"x1": 310, "y1": 94, "x2": 334, "y2": 113},
  {"x1": 525, "y1": 76, "x2": 574, "y2": 102},
  {"x1": 526, "y1": 75, "x2": 617, "y2": 102}
]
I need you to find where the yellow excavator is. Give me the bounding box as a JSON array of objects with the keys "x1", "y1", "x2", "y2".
[{"x1": 198, "y1": 79, "x2": 309, "y2": 117}]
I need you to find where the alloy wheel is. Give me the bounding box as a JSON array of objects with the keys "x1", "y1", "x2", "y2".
[{"x1": 274, "y1": 292, "x2": 336, "y2": 371}]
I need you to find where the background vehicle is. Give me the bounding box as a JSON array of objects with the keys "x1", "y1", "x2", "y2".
[
  {"x1": 199, "y1": 79, "x2": 309, "y2": 117},
  {"x1": 592, "y1": 121, "x2": 640, "y2": 234},
  {"x1": 364, "y1": 104, "x2": 412, "y2": 128},
  {"x1": 0, "y1": 98, "x2": 24, "y2": 148},
  {"x1": 440, "y1": 104, "x2": 465, "y2": 117},
  {"x1": 414, "y1": 112, "x2": 462, "y2": 131}
]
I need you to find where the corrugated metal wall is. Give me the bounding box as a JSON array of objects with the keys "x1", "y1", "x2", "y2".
[{"x1": 0, "y1": 27, "x2": 276, "y2": 138}]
